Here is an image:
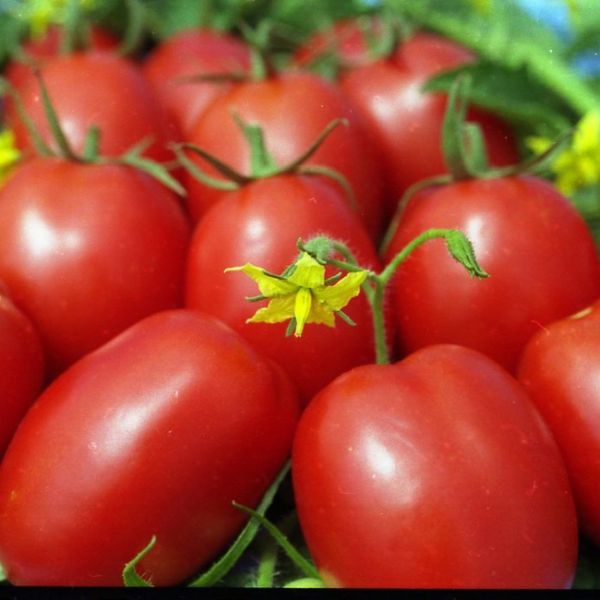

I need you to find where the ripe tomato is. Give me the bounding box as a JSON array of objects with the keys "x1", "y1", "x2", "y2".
[
  {"x1": 185, "y1": 174, "x2": 383, "y2": 404},
  {"x1": 0, "y1": 309, "x2": 300, "y2": 586},
  {"x1": 336, "y1": 31, "x2": 519, "y2": 213},
  {"x1": 182, "y1": 70, "x2": 386, "y2": 241},
  {"x1": 5, "y1": 25, "x2": 119, "y2": 95},
  {"x1": 142, "y1": 28, "x2": 251, "y2": 137},
  {"x1": 292, "y1": 344, "x2": 578, "y2": 588},
  {"x1": 0, "y1": 157, "x2": 190, "y2": 375},
  {"x1": 6, "y1": 52, "x2": 179, "y2": 163},
  {"x1": 0, "y1": 290, "x2": 45, "y2": 455},
  {"x1": 518, "y1": 300, "x2": 600, "y2": 545},
  {"x1": 384, "y1": 175, "x2": 600, "y2": 371}
]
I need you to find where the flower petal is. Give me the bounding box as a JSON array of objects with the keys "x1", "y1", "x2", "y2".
[
  {"x1": 315, "y1": 270, "x2": 367, "y2": 311},
  {"x1": 226, "y1": 264, "x2": 298, "y2": 298},
  {"x1": 247, "y1": 295, "x2": 296, "y2": 324},
  {"x1": 287, "y1": 253, "x2": 325, "y2": 289},
  {"x1": 293, "y1": 287, "x2": 313, "y2": 337}
]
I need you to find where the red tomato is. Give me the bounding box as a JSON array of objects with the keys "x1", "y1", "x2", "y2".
[
  {"x1": 337, "y1": 31, "x2": 519, "y2": 214},
  {"x1": 185, "y1": 174, "x2": 383, "y2": 404},
  {"x1": 5, "y1": 25, "x2": 119, "y2": 94},
  {"x1": 6, "y1": 52, "x2": 179, "y2": 163},
  {"x1": 142, "y1": 28, "x2": 251, "y2": 137},
  {"x1": 182, "y1": 71, "x2": 386, "y2": 241},
  {"x1": 0, "y1": 290, "x2": 45, "y2": 455},
  {"x1": 384, "y1": 176, "x2": 600, "y2": 371},
  {"x1": 292, "y1": 344, "x2": 578, "y2": 588},
  {"x1": 0, "y1": 157, "x2": 190, "y2": 375},
  {"x1": 518, "y1": 300, "x2": 600, "y2": 545},
  {"x1": 0, "y1": 309, "x2": 299, "y2": 586}
]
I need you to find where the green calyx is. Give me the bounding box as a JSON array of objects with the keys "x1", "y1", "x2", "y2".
[{"x1": 175, "y1": 114, "x2": 355, "y2": 206}]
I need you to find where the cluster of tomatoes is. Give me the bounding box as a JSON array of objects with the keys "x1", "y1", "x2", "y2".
[{"x1": 0, "y1": 11, "x2": 599, "y2": 589}]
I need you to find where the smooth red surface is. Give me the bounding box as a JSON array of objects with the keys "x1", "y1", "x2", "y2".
[
  {"x1": 142, "y1": 28, "x2": 251, "y2": 136},
  {"x1": 6, "y1": 52, "x2": 179, "y2": 163},
  {"x1": 292, "y1": 344, "x2": 578, "y2": 588},
  {"x1": 183, "y1": 71, "x2": 386, "y2": 241},
  {"x1": 185, "y1": 174, "x2": 383, "y2": 404},
  {"x1": 0, "y1": 158, "x2": 190, "y2": 374},
  {"x1": 518, "y1": 300, "x2": 600, "y2": 544},
  {"x1": 384, "y1": 176, "x2": 600, "y2": 371},
  {"x1": 0, "y1": 309, "x2": 300, "y2": 586},
  {"x1": 0, "y1": 292, "x2": 45, "y2": 455}
]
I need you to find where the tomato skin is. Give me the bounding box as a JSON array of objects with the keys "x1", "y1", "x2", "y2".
[
  {"x1": 5, "y1": 25, "x2": 119, "y2": 94},
  {"x1": 6, "y1": 52, "x2": 179, "y2": 163},
  {"x1": 338, "y1": 32, "x2": 518, "y2": 213},
  {"x1": 0, "y1": 309, "x2": 300, "y2": 586},
  {"x1": 0, "y1": 292, "x2": 45, "y2": 455},
  {"x1": 185, "y1": 174, "x2": 383, "y2": 404},
  {"x1": 384, "y1": 176, "x2": 600, "y2": 371},
  {"x1": 518, "y1": 300, "x2": 600, "y2": 545},
  {"x1": 0, "y1": 158, "x2": 190, "y2": 375},
  {"x1": 183, "y1": 71, "x2": 386, "y2": 241},
  {"x1": 142, "y1": 28, "x2": 251, "y2": 137},
  {"x1": 292, "y1": 344, "x2": 578, "y2": 588}
]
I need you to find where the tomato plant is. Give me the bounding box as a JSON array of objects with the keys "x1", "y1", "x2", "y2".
[
  {"x1": 518, "y1": 300, "x2": 600, "y2": 547},
  {"x1": 0, "y1": 157, "x2": 190, "y2": 375},
  {"x1": 185, "y1": 174, "x2": 382, "y2": 404},
  {"x1": 182, "y1": 70, "x2": 386, "y2": 241},
  {"x1": 0, "y1": 309, "x2": 300, "y2": 586},
  {"x1": 384, "y1": 175, "x2": 600, "y2": 371},
  {"x1": 142, "y1": 28, "x2": 251, "y2": 137},
  {"x1": 292, "y1": 344, "x2": 578, "y2": 588},
  {"x1": 0, "y1": 289, "x2": 45, "y2": 456},
  {"x1": 5, "y1": 51, "x2": 179, "y2": 163}
]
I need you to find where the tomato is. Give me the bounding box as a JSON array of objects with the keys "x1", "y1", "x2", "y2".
[
  {"x1": 0, "y1": 309, "x2": 300, "y2": 586},
  {"x1": 6, "y1": 52, "x2": 179, "y2": 163},
  {"x1": 0, "y1": 289, "x2": 45, "y2": 455},
  {"x1": 0, "y1": 157, "x2": 190, "y2": 375},
  {"x1": 185, "y1": 174, "x2": 383, "y2": 404},
  {"x1": 292, "y1": 344, "x2": 578, "y2": 588},
  {"x1": 5, "y1": 25, "x2": 119, "y2": 95},
  {"x1": 384, "y1": 175, "x2": 600, "y2": 372},
  {"x1": 336, "y1": 31, "x2": 519, "y2": 214},
  {"x1": 518, "y1": 299, "x2": 600, "y2": 546},
  {"x1": 142, "y1": 28, "x2": 251, "y2": 137},
  {"x1": 182, "y1": 70, "x2": 386, "y2": 241}
]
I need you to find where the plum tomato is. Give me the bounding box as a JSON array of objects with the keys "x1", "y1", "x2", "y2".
[
  {"x1": 5, "y1": 52, "x2": 179, "y2": 164},
  {"x1": 182, "y1": 70, "x2": 386, "y2": 241},
  {"x1": 0, "y1": 157, "x2": 190, "y2": 375},
  {"x1": 384, "y1": 175, "x2": 600, "y2": 372},
  {"x1": 0, "y1": 289, "x2": 45, "y2": 455},
  {"x1": 185, "y1": 174, "x2": 383, "y2": 404},
  {"x1": 142, "y1": 28, "x2": 251, "y2": 137},
  {"x1": 0, "y1": 309, "x2": 300, "y2": 586},
  {"x1": 518, "y1": 299, "x2": 600, "y2": 545},
  {"x1": 292, "y1": 344, "x2": 578, "y2": 588}
]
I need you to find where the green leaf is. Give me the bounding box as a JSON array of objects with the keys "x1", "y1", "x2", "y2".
[
  {"x1": 122, "y1": 535, "x2": 156, "y2": 587},
  {"x1": 423, "y1": 62, "x2": 574, "y2": 136},
  {"x1": 187, "y1": 461, "x2": 291, "y2": 587}
]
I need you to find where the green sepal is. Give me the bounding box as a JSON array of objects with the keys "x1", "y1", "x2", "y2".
[
  {"x1": 283, "y1": 577, "x2": 326, "y2": 588},
  {"x1": 232, "y1": 502, "x2": 321, "y2": 582},
  {"x1": 187, "y1": 461, "x2": 291, "y2": 587},
  {"x1": 82, "y1": 126, "x2": 101, "y2": 162},
  {"x1": 118, "y1": 149, "x2": 186, "y2": 197},
  {"x1": 444, "y1": 229, "x2": 489, "y2": 278},
  {"x1": 122, "y1": 535, "x2": 156, "y2": 587},
  {"x1": 118, "y1": 0, "x2": 147, "y2": 57}
]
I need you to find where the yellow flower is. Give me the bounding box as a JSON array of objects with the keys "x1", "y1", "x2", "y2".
[
  {"x1": 527, "y1": 111, "x2": 600, "y2": 196},
  {"x1": 226, "y1": 252, "x2": 368, "y2": 337},
  {"x1": 0, "y1": 130, "x2": 21, "y2": 185},
  {"x1": 12, "y1": 0, "x2": 96, "y2": 39}
]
